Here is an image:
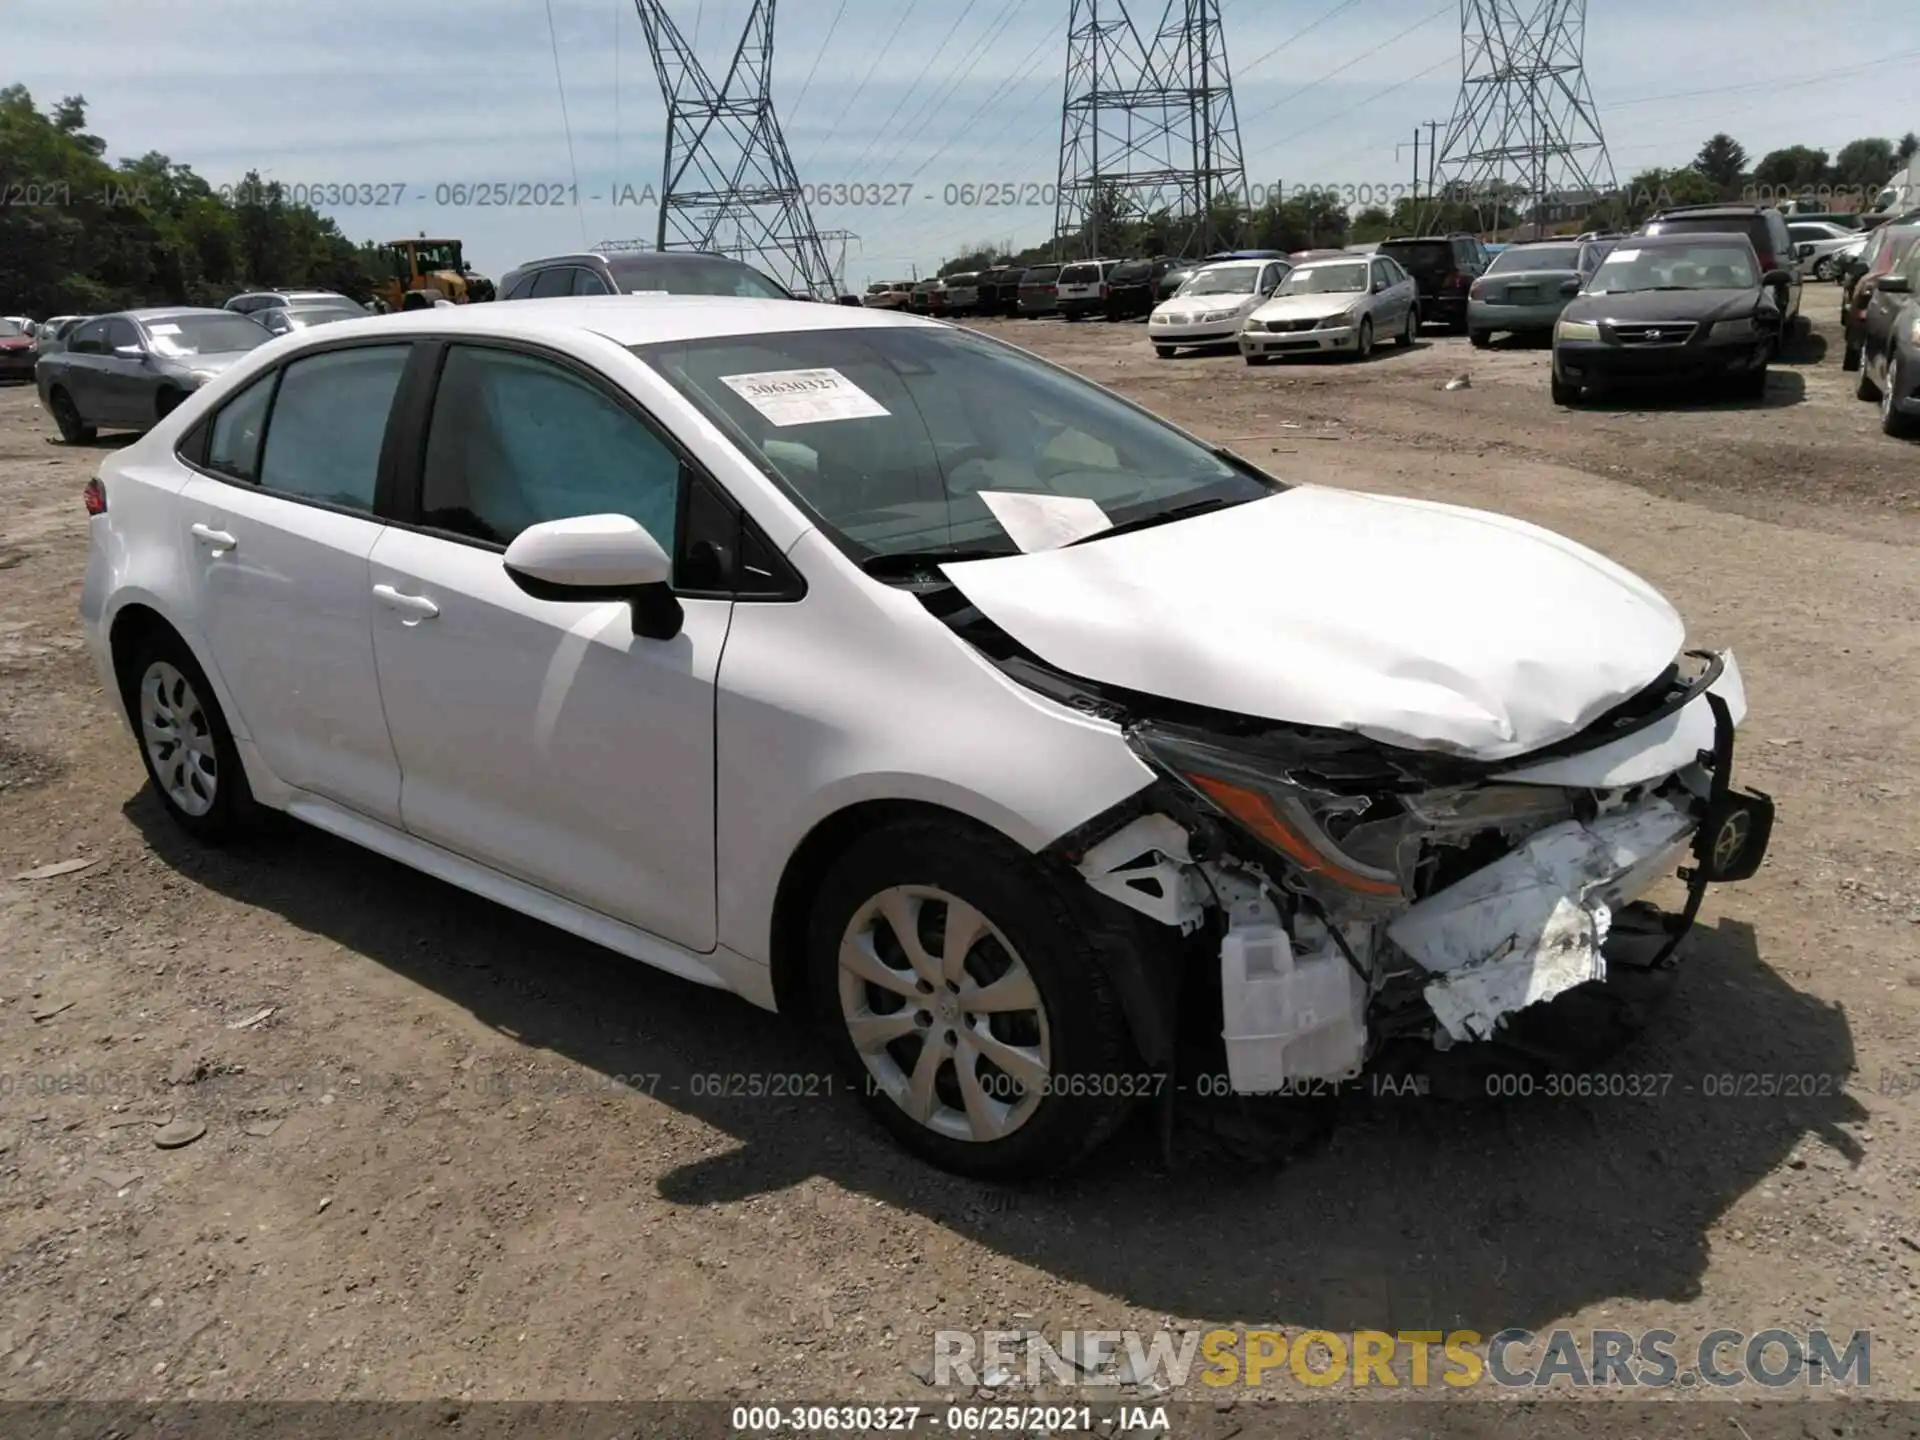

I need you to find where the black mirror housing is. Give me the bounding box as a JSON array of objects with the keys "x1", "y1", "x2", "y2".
[{"x1": 1760, "y1": 268, "x2": 1791, "y2": 288}]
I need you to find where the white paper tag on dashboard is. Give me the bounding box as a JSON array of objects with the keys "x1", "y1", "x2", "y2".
[
  {"x1": 720, "y1": 368, "x2": 889, "y2": 426},
  {"x1": 978, "y1": 491, "x2": 1113, "y2": 552}
]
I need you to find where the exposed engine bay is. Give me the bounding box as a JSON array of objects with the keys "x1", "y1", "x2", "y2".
[{"x1": 920, "y1": 580, "x2": 1776, "y2": 1094}]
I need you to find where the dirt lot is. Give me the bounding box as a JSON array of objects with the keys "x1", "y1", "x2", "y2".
[{"x1": 0, "y1": 288, "x2": 1916, "y2": 1406}]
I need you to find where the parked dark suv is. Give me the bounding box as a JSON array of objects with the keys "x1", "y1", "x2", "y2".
[
  {"x1": 1105, "y1": 257, "x2": 1178, "y2": 319},
  {"x1": 499, "y1": 249, "x2": 793, "y2": 300},
  {"x1": 1636, "y1": 206, "x2": 1801, "y2": 333},
  {"x1": 1376, "y1": 234, "x2": 1490, "y2": 332}
]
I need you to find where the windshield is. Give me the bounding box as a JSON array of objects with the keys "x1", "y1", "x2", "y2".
[
  {"x1": 285, "y1": 307, "x2": 365, "y2": 328},
  {"x1": 0, "y1": 319, "x2": 23, "y2": 338},
  {"x1": 1277, "y1": 262, "x2": 1366, "y2": 295},
  {"x1": 1588, "y1": 242, "x2": 1758, "y2": 293},
  {"x1": 632, "y1": 326, "x2": 1278, "y2": 563},
  {"x1": 609, "y1": 257, "x2": 788, "y2": 298},
  {"x1": 1022, "y1": 267, "x2": 1060, "y2": 284},
  {"x1": 1179, "y1": 264, "x2": 1262, "y2": 295},
  {"x1": 144, "y1": 315, "x2": 272, "y2": 356},
  {"x1": 1488, "y1": 245, "x2": 1582, "y2": 273}
]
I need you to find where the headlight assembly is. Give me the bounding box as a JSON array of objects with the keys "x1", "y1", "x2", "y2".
[
  {"x1": 1710, "y1": 317, "x2": 1757, "y2": 341},
  {"x1": 1555, "y1": 318, "x2": 1600, "y2": 342}
]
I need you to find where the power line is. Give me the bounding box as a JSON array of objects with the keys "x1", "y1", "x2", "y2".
[
  {"x1": 789, "y1": 0, "x2": 850, "y2": 114},
  {"x1": 1606, "y1": 46, "x2": 1920, "y2": 111},
  {"x1": 1238, "y1": 0, "x2": 1451, "y2": 130},
  {"x1": 1232, "y1": 0, "x2": 1362, "y2": 80},
  {"x1": 801, "y1": 0, "x2": 926, "y2": 172},
  {"x1": 840, "y1": 0, "x2": 988, "y2": 182},
  {"x1": 1260, "y1": 55, "x2": 1453, "y2": 158},
  {"x1": 542, "y1": 0, "x2": 590, "y2": 246}
]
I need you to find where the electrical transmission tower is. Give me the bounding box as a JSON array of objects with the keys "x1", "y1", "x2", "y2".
[
  {"x1": 1053, "y1": 0, "x2": 1248, "y2": 261},
  {"x1": 634, "y1": 0, "x2": 838, "y2": 297},
  {"x1": 1427, "y1": 0, "x2": 1616, "y2": 236}
]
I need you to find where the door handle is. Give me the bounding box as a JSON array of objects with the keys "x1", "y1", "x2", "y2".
[
  {"x1": 373, "y1": 583, "x2": 440, "y2": 620},
  {"x1": 190, "y1": 523, "x2": 237, "y2": 550}
]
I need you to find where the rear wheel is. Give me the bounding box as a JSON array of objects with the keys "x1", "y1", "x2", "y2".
[
  {"x1": 1469, "y1": 328, "x2": 1491, "y2": 349},
  {"x1": 1842, "y1": 340, "x2": 1862, "y2": 372},
  {"x1": 1814, "y1": 256, "x2": 1835, "y2": 281},
  {"x1": 1857, "y1": 360, "x2": 1880, "y2": 401},
  {"x1": 49, "y1": 387, "x2": 94, "y2": 444},
  {"x1": 1883, "y1": 356, "x2": 1917, "y2": 437},
  {"x1": 118, "y1": 627, "x2": 256, "y2": 843},
  {"x1": 1244, "y1": 354, "x2": 1272, "y2": 366},
  {"x1": 1398, "y1": 308, "x2": 1418, "y2": 347},
  {"x1": 807, "y1": 820, "x2": 1141, "y2": 1179}
]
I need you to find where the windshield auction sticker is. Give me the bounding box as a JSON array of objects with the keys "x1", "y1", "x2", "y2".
[{"x1": 720, "y1": 368, "x2": 890, "y2": 426}]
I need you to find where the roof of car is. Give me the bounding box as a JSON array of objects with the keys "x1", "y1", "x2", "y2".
[
  {"x1": 118, "y1": 307, "x2": 241, "y2": 323},
  {"x1": 1290, "y1": 254, "x2": 1370, "y2": 269},
  {"x1": 247, "y1": 295, "x2": 943, "y2": 350},
  {"x1": 1617, "y1": 230, "x2": 1757, "y2": 247},
  {"x1": 1646, "y1": 204, "x2": 1768, "y2": 217}
]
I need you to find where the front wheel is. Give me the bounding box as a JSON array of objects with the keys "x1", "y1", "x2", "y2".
[
  {"x1": 1469, "y1": 329, "x2": 1491, "y2": 349},
  {"x1": 1884, "y1": 357, "x2": 1917, "y2": 437},
  {"x1": 1814, "y1": 257, "x2": 1834, "y2": 281},
  {"x1": 1352, "y1": 316, "x2": 1374, "y2": 361},
  {"x1": 1842, "y1": 341, "x2": 1861, "y2": 372},
  {"x1": 1550, "y1": 370, "x2": 1581, "y2": 406},
  {"x1": 807, "y1": 820, "x2": 1141, "y2": 1179},
  {"x1": 1154, "y1": 345, "x2": 1175, "y2": 358}
]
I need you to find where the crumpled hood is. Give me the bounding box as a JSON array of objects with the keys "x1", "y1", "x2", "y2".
[
  {"x1": 1249, "y1": 292, "x2": 1360, "y2": 324},
  {"x1": 938, "y1": 488, "x2": 1686, "y2": 760}
]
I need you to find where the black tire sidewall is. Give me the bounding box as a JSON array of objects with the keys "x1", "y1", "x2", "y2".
[
  {"x1": 120, "y1": 629, "x2": 253, "y2": 841},
  {"x1": 805, "y1": 820, "x2": 1141, "y2": 1179}
]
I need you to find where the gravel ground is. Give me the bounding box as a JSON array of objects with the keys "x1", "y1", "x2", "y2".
[{"x1": 0, "y1": 288, "x2": 1915, "y2": 1406}]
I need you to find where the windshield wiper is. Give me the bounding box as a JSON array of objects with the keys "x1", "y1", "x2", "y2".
[
  {"x1": 860, "y1": 547, "x2": 1013, "y2": 578},
  {"x1": 1062, "y1": 494, "x2": 1246, "y2": 547}
]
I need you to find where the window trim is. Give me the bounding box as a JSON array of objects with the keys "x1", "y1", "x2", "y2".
[
  {"x1": 174, "y1": 336, "x2": 420, "y2": 523},
  {"x1": 382, "y1": 336, "x2": 803, "y2": 602}
]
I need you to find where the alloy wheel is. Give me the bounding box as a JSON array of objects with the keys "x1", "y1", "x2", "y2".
[
  {"x1": 139, "y1": 661, "x2": 218, "y2": 817},
  {"x1": 837, "y1": 885, "x2": 1051, "y2": 1144}
]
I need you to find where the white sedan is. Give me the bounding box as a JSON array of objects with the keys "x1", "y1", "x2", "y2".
[
  {"x1": 1147, "y1": 260, "x2": 1288, "y2": 355},
  {"x1": 1239, "y1": 254, "x2": 1420, "y2": 362},
  {"x1": 79, "y1": 297, "x2": 1774, "y2": 1177}
]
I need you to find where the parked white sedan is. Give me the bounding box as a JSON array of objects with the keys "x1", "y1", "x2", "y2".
[
  {"x1": 80, "y1": 297, "x2": 1773, "y2": 1177},
  {"x1": 1148, "y1": 260, "x2": 1288, "y2": 355},
  {"x1": 1239, "y1": 254, "x2": 1420, "y2": 363}
]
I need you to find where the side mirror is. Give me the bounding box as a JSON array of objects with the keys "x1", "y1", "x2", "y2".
[
  {"x1": 113, "y1": 344, "x2": 145, "y2": 359},
  {"x1": 502, "y1": 513, "x2": 683, "y2": 640},
  {"x1": 1877, "y1": 274, "x2": 1912, "y2": 294},
  {"x1": 1760, "y1": 268, "x2": 1791, "y2": 288},
  {"x1": 1559, "y1": 278, "x2": 1581, "y2": 295}
]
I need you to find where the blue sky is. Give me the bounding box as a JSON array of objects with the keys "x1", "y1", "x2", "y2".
[{"x1": 9, "y1": 0, "x2": 1914, "y2": 290}]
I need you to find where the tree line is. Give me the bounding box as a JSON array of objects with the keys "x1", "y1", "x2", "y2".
[{"x1": 0, "y1": 87, "x2": 392, "y2": 317}]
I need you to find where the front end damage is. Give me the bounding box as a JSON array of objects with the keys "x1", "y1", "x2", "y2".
[{"x1": 1037, "y1": 650, "x2": 1775, "y2": 1095}]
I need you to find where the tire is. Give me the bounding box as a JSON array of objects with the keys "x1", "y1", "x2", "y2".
[
  {"x1": 1449, "y1": 311, "x2": 1469, "y2": 335},
  {"x1": 1739, "y1": 365, "x2": 1768, "y2": 401},
  {"x1": 1154, "y1": 345, "x2": 1175, "y2": 358},
  {"x1": 1244, "y1": 354, "x2": 1272, "y2": 366},
  {"x1": 48, "y1": 387, "x2": 95, "y2": 444},
  {"x1": 1550, "y1": 370, "x2": 1581, "y2": 406},
  {"x1": 1398, "y1": 308, "x2": 1418, "y2": 347},
  {"x1": 1857, "y1": 360, "x2": 1879, "y2": 401},
  {"x1": 1842, "y1": 341, "x2": 1861, "y2": 372},
  {"x1": 1814, "y1": 257, "x2": 1834, "y2": 281},
  {"x1": 1352, "y1": 316, "x2": 1374, "y2": 361},
  {"x1": 117, "y1": 625, "x2": 256, "y2": 843},
  {"x1": 806, "y1": 819, "x2": 1141, "y2": 1180},
  {"x1": 1469, "y1": 329, "x2": 1491, "y2": 349},
  {"x1": 1883, "y1": 356, "x2": 1917, "y2": 437}
]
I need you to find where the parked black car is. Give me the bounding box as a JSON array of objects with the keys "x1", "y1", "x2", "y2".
[
  {"x1": 499, "y1": 249, "x2": 792, "y2": 300},
  {"x1": 1635, "y1": 205, "x2": 1801, "y2": 333},
  {"x1": 1550, "y1": 232, "x2": 1785, "y2": 404},
  {"x1": 1105, "y1": 257, "x2": 1178, "y2": 319},
  {"x1": 1855, "y1": 238, "x2": 1920, "y2": 435},
  {"x1": 1375, "y1": 233, "x2": 1490, "y2": 332},
  {"x1": 1841, "y1": 222, "x2": 1920, "y2": 370},
  {"x1": 973, "y1": 267, "x2": 1024, "y2": 316}
]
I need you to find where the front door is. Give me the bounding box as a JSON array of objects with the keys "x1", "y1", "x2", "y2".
[{"x1": 366, "y1": 342, "x2": 726, "y2": 952}]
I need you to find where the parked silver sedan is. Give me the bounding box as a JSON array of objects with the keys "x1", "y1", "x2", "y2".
[
  {"x1": 34, "y1": 308, "x2": 271, "y2": 443},
  {"x1": 253, "y1": 298, "x2": 370, "y2": 336},
  {"x1": 1238, "y1": 254, "x2": 1418, "y2": 363},
  {"x1": 1468, "y1": 239, "x2": 1610, "y2": 346}
]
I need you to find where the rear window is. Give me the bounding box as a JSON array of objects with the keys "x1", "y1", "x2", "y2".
[
  {"x1": 1109, "y1": 261, "x2": 1151, "y2": 282},
  {"x1": 1059, "y1": 264, "x2": 1100, "y2": 283},
  {"x1": 1380, "y1": 239, "x2": 1454, "y2": 264},
  {"x1": 1022, "y1": 266, "x2": 1061, "y2": 284},
  {"x1": 605, "y1": 255, "x2": 789, "y2": 298},
  {"x1": 1487, "y1": 245, "x2": 1583, "y2": 273},
  {"x1": 0, "y1": 319, "x2": 23, "y2": 338}
]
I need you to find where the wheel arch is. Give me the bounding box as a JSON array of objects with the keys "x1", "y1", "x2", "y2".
[{"x1": 105, "y1": 597, "x2": 250, "y2": 744}]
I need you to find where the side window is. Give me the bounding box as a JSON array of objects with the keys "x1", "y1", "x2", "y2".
[
  {"x1": 256, "y1": 346, "x2": 410, "y2": 511},
  {"x1": 418, "y1": 346, "x2": 681, "y2": 551},
  {"x1": 69, "y1": 320, "x2": 108, "y2": 355},
  {"x1": 206, "y1": 372, "x2": 277, "y2": 482},
  {"x1": 529, "y1": 267, "x2": 574, "y2": 298},
  {"x1": 503, "y1": 273, "x2": 537, "y2": 301},
  {"x1": 1370, "y1": 260, "x2": 1390, "y2": 290},
  {"x1": 105, "y1": 318, "x2": 141, "y2": 353},
  {"x1": 572, "y1": 267, "x2": 612, "y2": 296}
]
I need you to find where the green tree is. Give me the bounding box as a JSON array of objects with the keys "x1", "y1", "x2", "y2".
[
  {"x1": 1897, "y1": 132, "x2": 1918, "y2": 166},
  {"x1": 1350, "y1": 205, "x2": 1394, "y2": 243},
  {"x1": 1832, "y1": 136, "x2": 1896, "y2": 190},
  {"x1": 1692, "y1": 133, "x2": 1747, "y2": 190},
  {"x1": 1751, "y1": 145, "x2": 1829, "y2": 192}
]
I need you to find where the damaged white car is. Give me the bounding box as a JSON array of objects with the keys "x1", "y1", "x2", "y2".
[{"x1": 80, "y1": 298, "x2": 1772, "y2": 1179}]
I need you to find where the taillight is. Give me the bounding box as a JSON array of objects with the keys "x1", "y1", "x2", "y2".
[
  {"x1": 1447, "y1": 272, "x2": 1470, "y2": 290},
  {"x1": 1468, "y1": 279, "x2": 1485, "y2": 300},
  {"x1": 83, "y1": 477, "x2": 107, "y2": 515},
  {"x1": 1099, "y1": 283, "x2": 1110, "y2": 298},
  {"x1": 1046, "y1": 284, "x2": 1057, "y2": 294}
]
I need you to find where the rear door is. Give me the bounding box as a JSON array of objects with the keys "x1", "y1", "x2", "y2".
[
  {"x1": 179, "y1": 341, "x2": 413, "y2": 823},
  {"x1": 58, "y1": 320, "x2": 111, "y2": 420}
]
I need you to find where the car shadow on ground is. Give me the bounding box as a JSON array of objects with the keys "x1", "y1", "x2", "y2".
[
  {"x1": 126, "y1": 792, "x2": 1864, "y2": 1334},
  {"x1": 1577, "y1": 367, "x2": 1809, "y2": 413},
  {"x1": 1776, "y1": 328, "x2": 1830, "y2": 366}
]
